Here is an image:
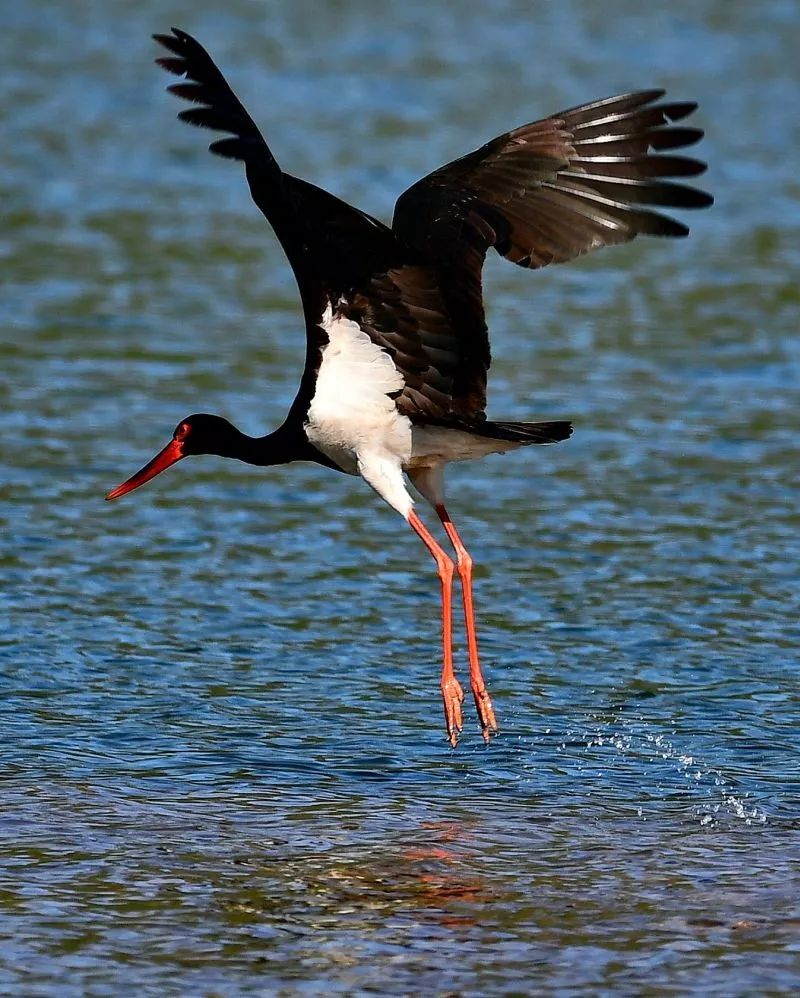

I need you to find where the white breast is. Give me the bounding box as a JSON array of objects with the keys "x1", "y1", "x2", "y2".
[{"x1": 305, "y1": 306, "x2": 414, "y2": 516}]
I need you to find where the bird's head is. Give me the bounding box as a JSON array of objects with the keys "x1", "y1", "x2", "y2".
[{"x1": 105, "y1": 413, "x2": 239, "y2": 500}]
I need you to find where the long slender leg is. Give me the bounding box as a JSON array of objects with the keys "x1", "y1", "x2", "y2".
[
  {"x1": 407, "y1": 510, "x2": 464, "y2": 747},
  {"x1": 436, "y1": 504, "x2": 497, "y2": 742}
]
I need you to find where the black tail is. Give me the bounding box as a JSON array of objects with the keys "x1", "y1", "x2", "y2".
[{"x1": 481, "y1": 420, "x2": 573, "y2": 444}]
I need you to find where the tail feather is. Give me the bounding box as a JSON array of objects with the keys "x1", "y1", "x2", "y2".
[{"x1": 480, "y1": 419, "x2": 573, "y2": 444}]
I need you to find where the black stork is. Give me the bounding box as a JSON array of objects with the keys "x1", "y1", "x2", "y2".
[{"x1": 107, "y1": 28, "x2": 712, "y2": 746}]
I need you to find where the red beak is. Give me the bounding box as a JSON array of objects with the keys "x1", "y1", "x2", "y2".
[{"x1": 106, "y1": 438, "x2": 185, "y2": 501}]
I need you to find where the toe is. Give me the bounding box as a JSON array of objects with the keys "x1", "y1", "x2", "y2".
[
  {"x1": 442, "y1": 677, "x2": 465, "y2": 746},
  {"x1": 473, "y1": 687, "x2": 498, "y2": 740}
]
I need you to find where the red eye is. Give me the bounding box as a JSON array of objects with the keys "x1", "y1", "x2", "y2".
[{"x1": 175, "y1": 423, "x2": 190, "y2": 441}]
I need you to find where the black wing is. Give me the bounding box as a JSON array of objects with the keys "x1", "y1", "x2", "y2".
[
  {"x1": 393, "y1": 90, "x2": 713, "y2": 417},
  {"x1": 154, "y1": 31, "x2": 712, "y2": 427},
  {"x1": 153, "y1": 28, "x2": 466, "y2": 423}
]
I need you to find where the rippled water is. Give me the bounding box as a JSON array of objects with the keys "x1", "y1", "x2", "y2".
[{"x1": 2, "y1": 0, "x2": 799, "y2": 992}]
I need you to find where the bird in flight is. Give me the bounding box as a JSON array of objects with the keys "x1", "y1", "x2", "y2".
[{"x1": 107, "y1": 28, "x2": 711, "y2": 746}]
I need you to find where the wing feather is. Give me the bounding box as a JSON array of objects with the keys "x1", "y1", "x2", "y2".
[
  {"x1": 154, "y1": 30, "x2": 464, "y2": 422},
  {"x1": 154, "y1": 31, "x2": 712, "y2": 428},
  {"x1": 392, "y1": 89, "x2": 712, "y2": 414}
]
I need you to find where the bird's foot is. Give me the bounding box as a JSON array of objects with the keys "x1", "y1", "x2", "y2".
[
  {"x1": 441, "y1": 676, "x2": 465, "y2": 747},
  {"x1": 472, "y1": 683, "x2": 498, "y2": 744}
]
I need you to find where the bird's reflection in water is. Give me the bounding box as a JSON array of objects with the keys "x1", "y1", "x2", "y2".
[{"x1": 398, "y1": 820, "x2": 488, "y2": 926}]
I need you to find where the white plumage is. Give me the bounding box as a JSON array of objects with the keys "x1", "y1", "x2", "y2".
[{"x1": 305, "y1": 305, "x2": 415, "y2": 516}]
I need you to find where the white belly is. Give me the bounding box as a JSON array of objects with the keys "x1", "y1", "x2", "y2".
[{"x1": 305, "y1": 307, "x2": 414, "y2": 515}]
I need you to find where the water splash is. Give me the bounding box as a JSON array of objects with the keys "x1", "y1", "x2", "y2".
[{"x1": 583, "y1": 723, "x2": 769, "y2": 826}]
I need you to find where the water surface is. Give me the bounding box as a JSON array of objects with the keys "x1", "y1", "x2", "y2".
[{"x1": 2, "y1": 0, "x2": 799, "y2": 993}]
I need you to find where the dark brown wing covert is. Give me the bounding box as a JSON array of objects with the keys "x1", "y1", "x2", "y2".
[{"x1": 393, "y1": 90, "x2": 712, "y2": 418}]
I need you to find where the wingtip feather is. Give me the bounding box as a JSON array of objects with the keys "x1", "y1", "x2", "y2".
[{"x1": 155, "y1": 56, "x2": 187, "y2": 75}]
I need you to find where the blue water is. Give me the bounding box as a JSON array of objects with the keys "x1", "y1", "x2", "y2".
[{"x1": 2, "y1": 0, "x2": 799, "y2": 992}]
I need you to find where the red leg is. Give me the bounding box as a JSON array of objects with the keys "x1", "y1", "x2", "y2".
[
  {"x1": 408, "y1": 510, "x2": 464, "y2": 747},
  {"x1": 436, "y1": 504, "x2": 497, "y2": 742}
]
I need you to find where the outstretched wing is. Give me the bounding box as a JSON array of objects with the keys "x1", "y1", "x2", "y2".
[
  {"x1": 153, "y1": 29, "x2": 392, "y2": 297},
  {"x1": 393, "y1": 90, "x2": 713, "y2": 416},
  {"x1": 154, "y1": 32, "x2": 712, "y2": 427},
  {"x1": 153, "y1": 28, "x2": 467, "y2": 423}
]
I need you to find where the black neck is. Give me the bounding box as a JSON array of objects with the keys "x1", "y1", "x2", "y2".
[{"x1": 225, "y1": 422, "x2": 315, "y2": 467}]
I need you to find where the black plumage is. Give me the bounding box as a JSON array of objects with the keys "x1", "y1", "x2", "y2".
[{"x1": 152, "y1": 28, "x2": 711, "y2": 433}]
